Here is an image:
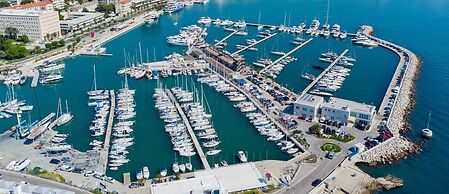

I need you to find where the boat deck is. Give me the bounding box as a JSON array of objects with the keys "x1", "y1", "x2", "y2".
[
  {"x1": 165, "y1": 89, "x2": 211, "y2": 170},
  {"x1": 300, "y1": 49, "x2": 349, "y2": 96}
]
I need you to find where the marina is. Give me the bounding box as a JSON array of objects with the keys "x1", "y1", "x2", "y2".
[
  {"x1": 0, "y1": 0, "x2": 441, "y2": 193},
  {"x1": 165, "y1": 88, "x2": 211, "y2": 170}
]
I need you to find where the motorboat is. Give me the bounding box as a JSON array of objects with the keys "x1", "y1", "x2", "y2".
[
  {"x1": 172, "y1": 163, "x2": 180, "y2": 173},
  {"x1": 206, "y1": 149, "x2": 221, "y2": 156},
  {"x1": 237, "y1": 151, "x2": 247, "y2": 163}
]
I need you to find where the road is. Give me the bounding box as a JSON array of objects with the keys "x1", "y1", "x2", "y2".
[{"x1": 0, "y1": 169, "x2": 91, "y2": 193}]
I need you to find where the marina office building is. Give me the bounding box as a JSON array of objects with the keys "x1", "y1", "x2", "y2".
[
  {"x1": 321, "y1": 97, "x2": 376, "y2": 126},
  {"x1": 0, "y1": 9, "x2": 61, "y2": 42},
  {"x1": 293, "y1": 94, "x2": 324, "y2": 121},
  {"x1": 151, "y1": 163, "x2": 267, "y2": 194},
  {"x1": 293, "y1": 95, "x2": 376, "y2": 126}
]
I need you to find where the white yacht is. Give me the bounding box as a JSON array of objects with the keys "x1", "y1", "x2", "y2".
[{"x1": 237, "y1": 151, "x2": 247, "y2": 163}]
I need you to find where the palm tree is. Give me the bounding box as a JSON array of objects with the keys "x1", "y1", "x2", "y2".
[{"x1": 5, "y1": 27, "x2": 19, "y2": 39}]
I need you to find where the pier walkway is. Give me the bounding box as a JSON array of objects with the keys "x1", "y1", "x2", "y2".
[
  {"x1": 31, "y1": 70, "x2": 39, "y2": 88},
  {"x1": 300, "y1": 49, "x2": 349, "y2": 96},
  {"x1": 232, "y1": 33, "x2": 277, "y2": 55},
  {"x1": 100, "y1": 90, "x2": 115, "y2": 173},
  {"x1": 214, "y1": 30, "x2": 238, "y2": 47},
  {"x1": 260, "y1": 38, "x2": 313, "y2": 73},
  {"x1": 165, "y1": 89, "x2": 211, "y2": 170}
]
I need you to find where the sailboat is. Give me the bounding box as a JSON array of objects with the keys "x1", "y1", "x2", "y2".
[
  {"x1": 300, "y1": 64, "x2": 316, "y2": 81},
  {"x1": 87, "y1": 65, "x2": 104, "y2": 96},
  {"x1": 322, "y1": 0, "x2": 331, "y2": 37},
  {"x1": 56, "y1": 99, "x2": 73, "y2": 126},
  {"x1": 421, "y1": 112, "x2": 433, "y2": 138}
]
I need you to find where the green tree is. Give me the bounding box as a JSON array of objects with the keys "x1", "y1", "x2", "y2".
[
  {"x1": 33, "y1": 46, "x2": 42, "y2": 54},
  {"x1": 45, "y1": 43, "x2": 52, "y2": 49},
  {"x1": 95, "y1": 3, "x2": 115, "y2": 15},
  {"x1": 51, "y1": 41, "x2": 59, "y2": 48},
  {"x1": 58, "y1": 11, "x2": 64, "y2": 20},
  {"x1": 58, "y1": 39, "x2": 65, "y2": 46},
  {"x1": 75, "y1": 36, "x2": 81, "y2": 43},
  {"x1": 5, "y1": 45, "x2": 29, "y2": 60},
  {"x1": 5, "y1": 27, "x2": 19, "y2": 39},
  {"x1": 76, "y1": 0, "x2": 83, "y2": 5},
  {"x1": 20, "y1": 0, "x2": 34, "y2": 5},
  {"x1": 309, "y1": 124, "x2": 322, "y2": 135},
  {"x1": 82, "y1": 7, "x2": 89, "y2": 12},
  {"x1": 17, "y1": 35, "x2": 29, "y2": 43},
  {"x1": 0, "y1": 1, "x2": 10, "y2": 7}
]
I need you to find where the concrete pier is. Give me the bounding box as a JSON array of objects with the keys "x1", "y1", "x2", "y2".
[
  {"x1": 100, "y1": 90, "x2": 115, "y2": 173},
  {"x1": 165, "y1": 89, "x2": 211, "y2": 170},
  {"x1": 260, "y1": 38, "x2": 313, "y2": 73},
  {"x1": 214, "y1": 30, "x2": 239, "y2": 46},
  {"x1": 31, "y1": 70, "x2": 39, "y2": 88},
  {"x1": 232, "y1": 33, "x2": 277, "y2": 55},
  {"x1": 300, "y1": 49, "x2": 349, "y2": 96}
]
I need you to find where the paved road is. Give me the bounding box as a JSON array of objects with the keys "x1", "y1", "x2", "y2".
[{"x1": 0, "y1": 169, "x2": 91, "y2": 193}]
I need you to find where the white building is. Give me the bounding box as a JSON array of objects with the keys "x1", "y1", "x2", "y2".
[
  {"x1": 115, "y1": 0, "x2": 132, "y2": 16},
  {"x1": 59, "y1": 12, "x2": 104, "y2": 33},
  {"x1": 321, "y1": 97, "x2": 376, "y2": 126},
  {"x1": 98, "y1": 0, "x2": 117, "y2": 4},
  {"x1": 293, "y1": 94, "x2": 324, "y2": 121},
  {"x1": 0, "y1": 9, "x2": 61, "y2": 42},
  {"x1": 151, "y1": 163, "x2": 267, "y2": 194},
  {"x1": 51, "y1": 0, "x2": 66, "y2": 10},
  {"x1": 0, "y1": 180, "x2": 75, "y2": 194},
  {"x1": 5, "y1": 0, "x2": 54, "y2": 11}
]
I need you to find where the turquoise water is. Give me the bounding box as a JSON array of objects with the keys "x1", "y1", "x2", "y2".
[{"x1": 1, "y1": 0, "x2": 448, "y2": 191}]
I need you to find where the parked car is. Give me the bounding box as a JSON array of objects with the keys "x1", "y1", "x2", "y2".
[{"x1": 312, "y1": 179, "x2": 322, "y2": 186}]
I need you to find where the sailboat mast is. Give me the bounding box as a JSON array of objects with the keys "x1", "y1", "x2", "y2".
[
  {"x1": 325, "y1": 0, "x2": 330, "y2": 25},
  {"x1": 139, "y1": 42, "x2": 143, "y2": 65},
  {"x1": 153, "y1": 47, "x2": 156, "y2": 62},
  {"x1": 93, "y1": 64, "x2": 97, "y2": 91},
  {"x1": 65, "y1": 99, "x2": 69, "y2": 113},
  {"x1": 427, "y1": 112, "x2": 432, "y2": 129},
  {"x1": 146, "y1": 48, "x2": 149, "y2": 63}
]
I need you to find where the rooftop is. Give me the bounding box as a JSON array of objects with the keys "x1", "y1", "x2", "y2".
[
  {"x1": 0, "y1": 180, "x2": 75, "y2": 194},
  {"x1": 0, "y1": 9, "x2": 55, "y2": 17},
  {"x1": 151, "y1": 175, "x2": 220, "y2": 194},
  {"x1": 5, "y1": 0, "x2": 52, "y2": 10},
  {"x1": 60, "y1": 12, "x2": 103, "y2": 25},
  {"x1": 194, "y1": 163, "x2": 267, "y2": 193},
  {"x1": 324, "y1": 97, "x2": 376, "y2": 114},
  {"x1": 294, "y1": 93, "x2": 324, "y2": 107}
]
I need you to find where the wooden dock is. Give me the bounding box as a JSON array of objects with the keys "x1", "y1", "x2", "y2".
[
  {"x1": 300, "y1": 49, "x2": 349, "y2": 96},
  {"x1": 260, "y1": 38, "x2": 313, "y2": 73},
  {"x1": 31, "y1": 70, "x2": 39, "y2": 88},
  {"x1": 232, "y1": 33, "x2": 277, "y2": 55},
  {"x1": 214, "y1": 30, "x2": 239, "y2": 46},
  {"x1": 165, "y1": 89, "x2": 211, "y2": 170},
  {"x1": 100, "y1": 90, "x2": 115, "y2": 173}
]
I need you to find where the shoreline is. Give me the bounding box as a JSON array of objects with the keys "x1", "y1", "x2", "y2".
[
  {"x1": 309, "y1": 26, "x2": 422, "y2": 193},
  {"x1": 0, "y1": 10, "x2": 159, "y2": 81}
]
